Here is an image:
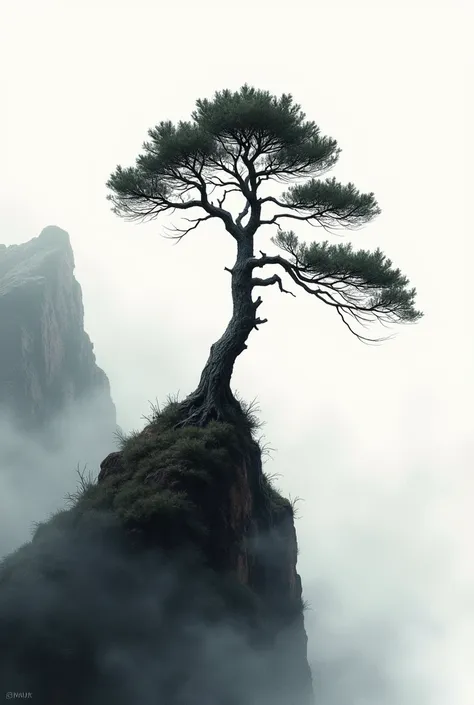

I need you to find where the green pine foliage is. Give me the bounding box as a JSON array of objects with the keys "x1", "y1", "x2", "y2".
[
  {"x1": 282, "y1": 177, "x2": 380, "y2": 227},
  {"x1": 107, "y1": 84, "x2": 422, "y2": 343},
  {"x1": 272, "y1": 230, "x2": 421, "y2": 328},
  {"x1": 192, "y1": 86, "x2": 340, "y2": 177}
]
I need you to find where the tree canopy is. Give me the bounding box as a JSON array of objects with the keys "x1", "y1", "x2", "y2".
[{"x1": 107, "y1": 85, "x2": 422, "y2": 425}]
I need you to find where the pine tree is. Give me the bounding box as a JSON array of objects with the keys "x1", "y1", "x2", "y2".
[{"x1": 107, "y1": 85, "x2": 422, "y2": 426}]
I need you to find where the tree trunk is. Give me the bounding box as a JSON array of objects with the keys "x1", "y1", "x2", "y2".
[{"x1": 178, "y1": 236, "x2": 261, "y2": 427}]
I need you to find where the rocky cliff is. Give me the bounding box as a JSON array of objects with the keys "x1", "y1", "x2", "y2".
[
  {"x1": 0, "y1": 228, "x2": 312, "y2": 704},
  {"x1": 0, "y1": 225, "x2": 116, "y2": 436},
  {"x1": 0, "y1": 400, "x2": 314, "y2": 705}
]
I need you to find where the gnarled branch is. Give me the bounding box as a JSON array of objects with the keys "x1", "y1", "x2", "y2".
[{"x1": 251, "y1": 274, "x2": 296, "y2": 296}]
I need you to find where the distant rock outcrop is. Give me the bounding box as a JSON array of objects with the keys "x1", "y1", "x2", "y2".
[{"x1": 0, "y1": 225, "x2": 116, "y2": 437}]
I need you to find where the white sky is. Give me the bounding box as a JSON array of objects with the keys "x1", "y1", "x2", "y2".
[{"x1": 1, "y1": 1, "x2": 473, "y2": 702}]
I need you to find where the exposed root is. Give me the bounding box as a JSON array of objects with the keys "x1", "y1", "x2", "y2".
[{"x1": 175, "y1": 388, "x2": 244, "y2": 430}]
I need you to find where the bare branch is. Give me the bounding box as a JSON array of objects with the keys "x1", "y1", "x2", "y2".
[
  {"x1": 251, "y1": 274, "x2": 296, "y2": 297},
  {"x1": 217, "y1": 188, "x2": 240, "y2": 208},
  {"x1": 258, "y1": 195, "x2": 367, "y2": 232},
  {"x1": 207, "y1": 175, "x2": 241, "y2": 189},
  {"x1": 185, "y1": 160, "x2": 241, "y2": 238},
  {"x1": 163, "y1": 214, "x2": 213, "y2": 243},
  {"x1": 336, "y1": 308, "x2": 388, "y2": 345},
  {"x1": 236, "y1": 200, "x2": 251, "y2": 227}
]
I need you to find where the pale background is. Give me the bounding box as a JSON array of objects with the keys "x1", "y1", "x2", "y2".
[{"x1": 1, "y1": 1, "x2": 473, "y2": 702}]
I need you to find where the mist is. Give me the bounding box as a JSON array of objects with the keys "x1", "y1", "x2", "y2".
[
  {"x1": 293, "y1": 414, "x2": 474, "y2": 704},
  {"x1": 1, "y1": 505, "x2": 310, "y2": 705},
  {"x1": 0, "y1": 391, "x2": 116, "y2": 556}
]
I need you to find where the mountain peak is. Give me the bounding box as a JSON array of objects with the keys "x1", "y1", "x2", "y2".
[{"x1": 37, "y1": 224, "x2": 71, "y2": 248}]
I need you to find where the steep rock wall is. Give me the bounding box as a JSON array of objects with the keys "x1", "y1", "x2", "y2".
[
  {"x1": 97, "y1": 410, "x2": 315, "y2": 703},
  {"x1": 0, "y1": 225, "x2": 115, "y2": 435}
]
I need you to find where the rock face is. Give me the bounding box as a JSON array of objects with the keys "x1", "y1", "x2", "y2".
[
  {"x1": 0, "y1": 404, "x2": 314, "y2": 705},
  {"x1": 0, "y1": 225, "x2": 116, "y2": 436},
  {"x1": 98, "y1": 429, "x2": 313, "y2": 703}
]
